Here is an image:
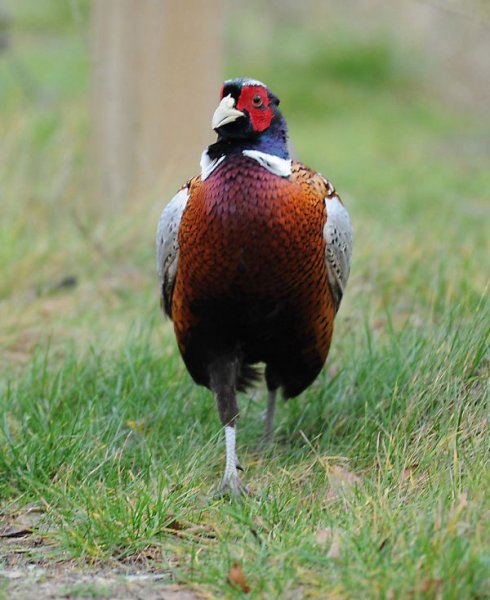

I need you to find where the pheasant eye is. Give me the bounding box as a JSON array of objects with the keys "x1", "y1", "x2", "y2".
[{"x1": 252, "y1": 94, "x2": 263, "y2": 108}]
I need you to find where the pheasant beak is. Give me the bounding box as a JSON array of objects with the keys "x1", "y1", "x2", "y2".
[{"x1": 212, "y1": 94, "x2": 245, "y2": 130}]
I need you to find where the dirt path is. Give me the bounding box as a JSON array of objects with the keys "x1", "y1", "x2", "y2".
[
  {"x1": 2, "y1": 567, "x2": 201, "y2": 600},
  {"x1": 1, "y1": 535, "x2": 201, "y2": 600}
]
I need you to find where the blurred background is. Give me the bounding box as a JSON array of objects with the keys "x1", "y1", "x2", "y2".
[{"x1": 0, "y1": 0, "x2": 488, "y2": 367}]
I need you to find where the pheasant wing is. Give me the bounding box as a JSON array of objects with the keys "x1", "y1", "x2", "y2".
[
  {"x1": 156, "y1": 186, "x2": 189, "y2": 318},
  {"x1": 323, "y1": 193, "x2": 353, "y2": 311}
]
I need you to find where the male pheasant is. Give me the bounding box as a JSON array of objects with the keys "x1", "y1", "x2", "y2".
[{"x1": 157, "y1": 78, "x2": 352, "y2": 494}]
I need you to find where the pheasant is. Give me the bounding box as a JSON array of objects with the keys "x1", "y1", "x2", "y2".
[{"x1": 157, "y1": 78, "x2": 352, "y2": 494}]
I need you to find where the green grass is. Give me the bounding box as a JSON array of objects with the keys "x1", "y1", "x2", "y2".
[{"x1": 0, "y1": 3, "x2": 489, "y2": 598}]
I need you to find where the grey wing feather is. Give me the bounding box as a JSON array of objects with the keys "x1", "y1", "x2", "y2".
[
  {"x1": 323, "y1": 194, "x2": 353, "y2": 311},
  {"x1": 156, "y1": 186, "x2": 189, "y2": 318}
]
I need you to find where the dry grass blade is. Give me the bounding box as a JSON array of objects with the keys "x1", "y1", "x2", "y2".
[{"x1": 0, "y1": 506, "x2": 45, "y2": 539}]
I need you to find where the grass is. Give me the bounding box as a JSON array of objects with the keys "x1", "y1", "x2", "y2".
[{"x1": 0, "y1": 3, "x2": 489, "y2": 598}]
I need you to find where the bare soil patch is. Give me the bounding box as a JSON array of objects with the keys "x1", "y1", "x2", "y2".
[{"x1": 0, "y1": 537, "x2": 201, "y2": 600}]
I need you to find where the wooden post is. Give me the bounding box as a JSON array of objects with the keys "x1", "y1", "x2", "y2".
[
  {"x1": 91, "y1": 0, "x2": 224, "y2": 206},
  {"x1": 92, "y1": 0, "x2": 138, "y2": 206}
]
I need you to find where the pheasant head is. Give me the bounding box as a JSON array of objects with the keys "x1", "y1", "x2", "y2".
[{"x1": 210, "y1": 78, "x2": 289, "y2": 159}]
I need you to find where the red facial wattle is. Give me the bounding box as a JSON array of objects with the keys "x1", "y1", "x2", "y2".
[{"x1": 236, "y1": 86, "x2": 273, "y2": 133}]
